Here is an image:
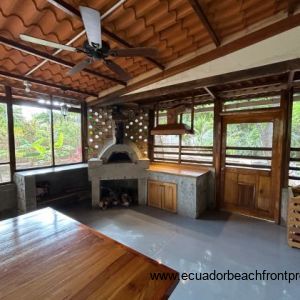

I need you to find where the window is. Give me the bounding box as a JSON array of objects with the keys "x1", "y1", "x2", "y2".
[
  {"x1": 14, "y1": 105, "x2": 52, "y2": 169},
  {"x1": 181, "y1": 104, "x2": 214, "y2": 165},
  {"x1": 53, "y1": 110, "x2": 82, "y2": 165},
  {"x1": 153, "y1": 104, "x2": 214, "y2": 165},
  {"x1": 0, "y1": 103, "x2": 11, "y2": 183},
  {"x1": 13, "y1": 104, "x2": 82, "y2": 170},
  {"x1": 289, "y1": 96, "x2": 300, "y2": 186},
  {"x1": 225, "y1": 122, "x2": 273, "y2": 170}
]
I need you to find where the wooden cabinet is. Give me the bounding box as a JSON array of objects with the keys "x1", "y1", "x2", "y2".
[
  {"x1": 147, "y1": 180, "x2": 177, "y2": 213},
  {"x1": 222, "y1": 167, "x2": 273, "y2": 220},
  {"x1": 147, "y1": 180, "x2": 162, "y2": 209}
]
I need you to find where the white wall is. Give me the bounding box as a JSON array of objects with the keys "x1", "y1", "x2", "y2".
[{"x1": 129, "y1": 26, "x2": 300, "y2": 94}]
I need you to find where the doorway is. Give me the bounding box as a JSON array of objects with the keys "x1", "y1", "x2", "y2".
[{"x1": 219, "y1": 110, "x2": 283, "y2": 222}]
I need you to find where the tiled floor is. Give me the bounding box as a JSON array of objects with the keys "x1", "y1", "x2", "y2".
[{"x1": 59, "y1": 203, "x2": 299, "y2": 300}]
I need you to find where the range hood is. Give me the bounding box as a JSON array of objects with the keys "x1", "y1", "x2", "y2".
[
  {"x1": 151, "y1": 124, "x2": 193, "y2": 135},
  {"x1": 151, "y1": 104, "x2": 194, "y2": 135}
]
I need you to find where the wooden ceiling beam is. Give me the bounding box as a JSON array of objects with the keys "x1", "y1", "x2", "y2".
[
  {"x1": 187, "y1": 0, "x2": 220, "y2": 47},
  {"x1": 204, "y1": 86, "x2": 217, "y2": 99},
  {"x1": 91, "y1": 12, "x2": 300, "y2": 105},
  {"x1": 288, "y1": 70, "x2": 295, "y2": 88},
  {"x1": 47, "y1": 0, "x2": 165, "y2": 70},
  {"x1": 0, "y1": 36, "x2": 125, "y2": 86},
  {"x1": 288, "y1": 70, "x2": 295, "y2": 83},
  {"x1": 0, "y1": 70, "x2": 97, "y2": 98},
  {"x1": 92, "y1": 57, "x2": 300, "y2": 106},
  {"x1": 288, "y1": 0, "x2": 298, "y2": 16},
  {"x1": 219, "y1": 83, "x2": 287, "y2": 99},
  {"x1": 47, "y1": 0, "x2": 79, "y2": 17},
  {"x1": 11, "y1": 86, "x2": 82, "y2": 104}
]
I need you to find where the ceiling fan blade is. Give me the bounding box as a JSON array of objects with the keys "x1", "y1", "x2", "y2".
[
  {"x1": 109, "y1": 47, "x2": 158, "y2": 58},
  {"x1": 103, "y1": 59, "x2": 131, "y2": 82},
  {"x1": 20, "y1": 34, "x2": 77, "y2": 52},
  {"x1": 67, "y1": 59, "x2": 92, "y2": 76},
  {"x1": 79, "y1": 6, "x2": 102, "y2": 48}
]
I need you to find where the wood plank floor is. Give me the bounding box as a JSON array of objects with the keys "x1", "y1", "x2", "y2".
[{"x1": 0, "y1": 208, "x2": 179, "y2": 300}]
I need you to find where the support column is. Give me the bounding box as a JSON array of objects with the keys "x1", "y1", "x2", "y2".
[
  {"x1": 138, "y1": 178, "x2": 147, "y2": 205},
  {"x1": 213, "y1": 98, "x2": 222, "y2": 209},
  {"x1": 280, "y1": 89, "x2": 293, "y2": 188},
  {"x1": 81, "y1": 102, "x2": 88, "y2": 163},
  {"x1": 5, "y1": 86, "x2": 16, "y2": 179},
  {"x1": 147, "y1": 109, "x2": 154, "y2": 161},
  {"x1": 92, "y1": 179, "x2": 100, "y2": 208}
]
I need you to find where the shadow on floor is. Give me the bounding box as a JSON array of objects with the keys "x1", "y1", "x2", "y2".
[{"x1": 55, "y1": 200, "x2": 237, "y2": 238}]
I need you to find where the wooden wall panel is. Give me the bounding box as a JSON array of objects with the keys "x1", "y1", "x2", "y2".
[
  {"x1": 148, "y1": 180, "x2": 162, "y2": 209},
  {"x1": 257, "y1": 176, "x2": 272, "y2": 212},
  {"x1": 238, "y1": 183, "x2": 256, "y2": 209},
  {"x1": 224, "y1": 171, "x2": 238, "y2": 205},
  {"x1": 238, "y1": 174, "x2": 256, "y2": 185},
  {"x1": 162, "y1": 183, "x2": 177, "y2": 213}
]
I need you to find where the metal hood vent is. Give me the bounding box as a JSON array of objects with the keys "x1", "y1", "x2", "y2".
[
  {"x1": 151, "y1": 104, "x2": 194, "y2": 135},
  {"x1": 151, "y1": 124, "x2": 192, "y2": 135}
]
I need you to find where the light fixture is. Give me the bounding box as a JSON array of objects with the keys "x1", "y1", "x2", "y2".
[
  {"x1": 61, "y1": 103, "x2": 69, "y2": 118},
  {"x1": 23, "y1": 80, "x2": 31, "y2": 93}
]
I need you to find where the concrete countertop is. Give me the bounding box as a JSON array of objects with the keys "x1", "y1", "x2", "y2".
[
  {"x1": 147, "y1": 163, "x2": 210, "y2": 178},
  {"x1": 15, "y1": 163, "x2": 88, "y2": 177}
]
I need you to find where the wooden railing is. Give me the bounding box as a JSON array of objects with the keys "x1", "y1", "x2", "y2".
[
  {"x1": 290, "y1": 147, "x2": 300, "y2": 183},
  {"x1": 225, "y1": 146, "x2": 272, "y2": 170},
  {"x1": 153, "y1": 145, "x2": 213, "y2": 166}
]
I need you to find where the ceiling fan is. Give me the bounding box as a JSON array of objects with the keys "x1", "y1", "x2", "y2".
[{"x1": 19, "y1": 6, "x2": 158, "y2": 82}]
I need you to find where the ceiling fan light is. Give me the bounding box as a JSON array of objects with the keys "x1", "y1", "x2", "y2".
[
  {"x1": 24, "y1": 80, "x2": 31, "y2": 93},
  {"x1": 61, "y1": 104, "x2": 69, "y2": 118}
]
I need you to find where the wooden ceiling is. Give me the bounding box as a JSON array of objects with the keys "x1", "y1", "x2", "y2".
[
  {"x1": 0, "y1": 0, "x2": 299, "y2": 103},
  {"x1": 97, "y1": 58, "x2": 300, "y2": 107}
]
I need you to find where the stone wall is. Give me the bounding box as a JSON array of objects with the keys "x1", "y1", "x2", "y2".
[{"x1": 87, "y1": 105, "x2": 149, "y2": 159}]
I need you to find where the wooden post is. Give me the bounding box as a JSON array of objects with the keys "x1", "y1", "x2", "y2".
[
  {"x1": 155, "y1": 103, "x2": 159, "y2": 126},
  {"x1": 50, "y1": 95, "x2": 55, "y2": 166},
  {"x1": 5, "y1": 86, "x2": 16, "y2": 179},
  {"x1": 81, "y1": 102, "x2": 88, "y2": 162},
  {"x1": 148, "y1": 109, "x2": 155, "y2": 161},
  {"x1": 190, "y1": 98, "x2": 195, "y2": 133},
  {"x1": 179, "y1": 113, "x2": 183, "y2": 164},
  {"x1": 281, "y1": 89, "x2": 293, "y2": 187},
  {"x1": 213, "y1": 98, "x2": 222, "y2": 209}
]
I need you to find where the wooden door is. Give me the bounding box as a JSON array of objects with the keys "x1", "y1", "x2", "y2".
[
  {"x1": 147, "y1": 180, "x2": 162, "y2": 208},
  {"x1": 220, "y1": 110, "x2": 283, "y2": 222},
  {"x1": 162, "y1": 183, "x2": 177, "y2": 213}
]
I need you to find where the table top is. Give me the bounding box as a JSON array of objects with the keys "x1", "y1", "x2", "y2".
[
  {"x1": 0, "y1": 208, "x2": 179, "y2": 300},
  {"x1": 148, "y1": 162, "x2": 210, "y2": 178}
]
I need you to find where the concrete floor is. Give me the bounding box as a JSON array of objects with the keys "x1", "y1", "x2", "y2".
[{"x1": 58, "y1": 202, "x2": 300, "y2": 300}]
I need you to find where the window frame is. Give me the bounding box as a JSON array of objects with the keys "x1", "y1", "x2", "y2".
[
  {"x1": 14, "y1": 103, "x2": 83, "y2": 172},
  {"x1": 52, "y1": 109, "x2": 83, "y2": 167},
  {"x1": 0, "y1": 100, "x2": 11, "y2": 184},
  {"x1": 289, "y1": 93, "x2": 300, "y2": 186},
  {"x1": 0, "y1": 91, "x2": 85, "y2": 184},
  {"x1": 152, "y1": 103, "x2": 214, "y2": 166}
]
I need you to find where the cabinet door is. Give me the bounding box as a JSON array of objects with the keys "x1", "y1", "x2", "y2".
[
  {"x1": 147, "y1": 180, "x2": 162, "y2": 208},
  {"x1": 162, "y1": 183, "x2": 177, "y2": 213}
]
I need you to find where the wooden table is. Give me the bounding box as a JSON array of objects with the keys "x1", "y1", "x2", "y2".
[{"x1": 0, "y1": 208, "x2": 179, "y2": 299}]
